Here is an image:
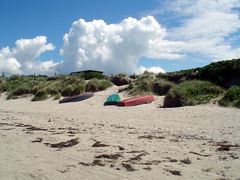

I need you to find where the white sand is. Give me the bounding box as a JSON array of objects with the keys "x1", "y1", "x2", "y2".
[{"x1": 0, "y1": 86, "x2": 240, "y2": 180}]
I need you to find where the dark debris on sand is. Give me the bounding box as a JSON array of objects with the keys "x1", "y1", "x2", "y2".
[
  {"x1": 138, "y1": 135, "x2": 165, "y2": 140},
  {"x1": 122, "y1": 163, "x2": 136, "y2": 171},
  {"x1": 165, "y1": 168, "x2": 182, "y2": 176},
  {"x1": 95, "y1": 153, "x2": 122, "y2": 160},
  {"x1": 92, "y1": 141, "x2": 110, "y2": 147},
  {"x1": 31, "y1": 138, "x2": 43, "y2": 143},
  {"x1": 44, "y1": 138, "x2": 79, "y2": 149},
  {"x1": 180, "y1": 157, "x2": 192, "y2": 164},
  {"x1": 215, "y1": 142, "x2": 240, "y2": 151},
  {"x1": 78, "y1": 160, "x2": 105, "y2": 167}
]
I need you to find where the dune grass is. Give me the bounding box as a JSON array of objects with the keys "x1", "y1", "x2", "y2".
[
  {"x1": 152, "y1": 79, "x2": 175, "y2": 96},
  {"x1": 1, "y1": 59, "x2": 240, "y2": 106},
  {"x1": 0, "y1": 74, "x2": 112, "y2": 101},
  {"x1": 127, "y1": 73, "x2": 155, "y2": 95},
  {"x1": 126, "y1": 72, "x2": 175, "y2": 96},
  {"x1": 32, "y1": 89, "x2": 48, "y2": 101},
  {"x1": 86, "y1": 79, "x2": 112, "y2": 92},
  {"x1": 163, "y1": 80, "x2": 224, "y2": 108},
  {"x1": 110, "y1": 73, "x2": 131, "y2": 86},
  {"x1": 219, "y1": 86, "x2": 240, "y2": 108}
]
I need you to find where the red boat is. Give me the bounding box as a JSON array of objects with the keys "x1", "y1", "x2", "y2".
[{"x1": 118, "y1": 95, "x2": 154, "y2": 106}]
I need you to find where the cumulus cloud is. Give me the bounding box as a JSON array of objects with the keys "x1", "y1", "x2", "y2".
[
  {"x1": 0, "y1": 36, "x2": 56, "y2": 75},
  {"x1": 138, "y1": 66, "x2": 166, "y2": 74},
  {"x1": 164, "y1": 0, "x2": 240, "y2": 60},
  {"x1": 2, "y1": 1, "x2": 240, "y2": 76},
  {"x1": 58, "y1": 16, "x2": 183, "y2": 75}
]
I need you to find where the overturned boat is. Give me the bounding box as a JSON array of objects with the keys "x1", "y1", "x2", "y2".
[
  {"x1": 59, "y1": 92, "x2": 94, "y2": 104},
  {"x1": 118, "y1": 95, "x2": 154, "y2": 106}
]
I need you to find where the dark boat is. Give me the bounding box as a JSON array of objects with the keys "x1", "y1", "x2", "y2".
[
  {"x1": 59, "y1": 92, "x2": 94, "y2": 104},
  {"x1": 118, "y1": 95, "x2": 154, "y2": 106}
]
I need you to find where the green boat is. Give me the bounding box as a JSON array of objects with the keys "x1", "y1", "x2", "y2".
[{"x1": 104, "y1": 94, "x2": 121, "y2": 106}]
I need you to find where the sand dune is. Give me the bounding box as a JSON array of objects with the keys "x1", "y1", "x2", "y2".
[{"x1": 0, "y1": 86, "x2": 240, "y2": 180}]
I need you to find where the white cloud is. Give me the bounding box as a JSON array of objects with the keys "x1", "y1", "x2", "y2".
[
  {"x1": 165, "y1": 0, "x2": 240, "y2": 60},
  {"x1": 0, "y1": 36, "x2": 56, "y2": 75},
  {"x1": 58, "y1": 16, "x2": 183, "y2": 75},
  {"x1": 3, "y1": 1, "x2": 240, "y2": 76},
  {"x1": 138, "y1": 66, "x2": 166, "y2": 74}
]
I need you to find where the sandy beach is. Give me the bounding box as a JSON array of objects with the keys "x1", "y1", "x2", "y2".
[{"x1": 0, "y1": 85, "x2": 240, "y2": 180}]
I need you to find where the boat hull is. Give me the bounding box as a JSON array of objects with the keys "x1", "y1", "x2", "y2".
[
  {"x1": 118, "y1": 95, "x2": 154, "y2": 106},
  {"x1": 104, "y1": 94, "x2": 121, "y2": 106},
  {"x1": 59, "y1": 92, "x2": 93, "y2": 104}
]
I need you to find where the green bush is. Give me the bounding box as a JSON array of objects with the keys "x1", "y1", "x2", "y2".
[
  {"x1": 197, "y1": 59, "x2": 240, "y2": 87},
  {"x1": 0, "y1": 78, "x2": 6, "y2": 93},
  {"x1": 61, "y1": 85, "x2": 74, "y2": 96},
  {"x1": 163, "y1": 80, "x2": 223, "y2": 107},
  {"x1": 63, "y1": 76, "x2": 85, "y2": 86},
  {"x1": 72, "y1": 84, "x2": 85, "y2": 95},
  {"x1": 7, "y1": 85, "x2": 32, "y2": 99},
  {"x1": 60, "y1": 77, "x2": 86, "y2": 96},
  {"x1": 53, "y1": 93, "x2": 61, "y2": 100},
  {"x1": 110, "y1": 74, "x2": 131, "y2": 86},
  {"x1": 219, "y1": 86, "x2": 240, "y2": 108},
  {"x1": 127, "y1": 73, "x2": 155, "y2": 95},
  {"x1": 86, "y1": 79, "x2": 112, "y2": 92},
  {"x1": 152, "y1": 79, "x2": 175, "y2": 95},
  {"x1": 8, "y1": 75, "x2": 20, "y2": 81},
  {"x1": 79, "y1": 72, "x2": 105, "y2": 80},
  {"x1": 32, "y1": 89, "x2": 48, "y2": 101}
]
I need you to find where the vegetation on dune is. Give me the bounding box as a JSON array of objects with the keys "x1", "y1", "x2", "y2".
[
  {"x1": 219, "y1": 86, "x2": 240, "y2": 108},
  {"x1": 197, "y1": 59, "x2": 240, "y2": 87},
  {"x1": 0, "y1": 73, "x2": 112, "y2": 101},
  {"x1": 86, "y1": 79, "x2": 112, "y2": 92},
  {"x1": 71, "y1": 71, "x2": 105, "y2": 80},
  {"x1": 53, "y1": 93, "x2": 61, "y2": 100},
  {"x1": 110, "y1": 73, "x2": 132, "y2": 86},
  {"x1": 152, "y1": 79, "x2": 175, "y2": 96},
  {"x1": 126, "y1": 72, "x2": 175, "y2": 96},
  {"x1": 158, "y1": 69, "x2": 199, "y2": 84},
  {"x1": 61, "y1": 77, "x2": 86, "y2": 96},
  {"x1": 163, "y1": 80, "x2": 224, "y2": 108},
  {"x1": 127, "y1": 72, "x2": 155, "y2": 95},
  {"x1": 32, "y1": 89, "x2": 48, "y2": 101},
  {"x1": 1, "y1": 58, "x2": 240, "y2": 107},
  {"x1": 158, "y1": 58, "x2": 240, "y2": 87},
  {"x1": 0, "y1": 78, "x2": 6, "y2": 93}
]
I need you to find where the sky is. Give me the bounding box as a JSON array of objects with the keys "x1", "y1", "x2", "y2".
[{"x1": 0, "y1": 0, "x2": 240, "y2": 75}]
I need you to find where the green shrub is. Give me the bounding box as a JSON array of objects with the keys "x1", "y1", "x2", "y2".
[
  {"x1": 0, "y1": 78, "x2": 6, "y2": 93},
  {"x1": 32, "y1": 81, "x2": 48, "y2": 94},
  {"x1": 8, "y1": 75, "x2": 20, "y2": 81},
  {"x1": 45, "y1": 81, "x2": 62, "y2": 96},
  {"x1": 219, "y1": 86, "x2": 240, "y2": 108},
  {"x1": 7, "y1": 85, "x2": 32, "y2": 99},
  {"x1": 32, "y1": 89, "x2": 48, "y2": 101},
  {"x1": 197, "y1": 59, "x2": 240, "y2": 87},
  {"x1": 79, "y1": 72, "x2": 105, "y2": 80},
  {"x1": 110, "y1": 74, "x2": 131, "y2": 86},
  {"x1": 1, "y1": 75, "x2": 85, "y2": 100},
  {"x1": 72, "y1": 84, "x2": 85, "y2": 95},
  {"x1": 53, "y1": 93, "x2": 61, "y2": 100},
  {"x1": 127, "y1": 73, "x2": 155, "y2": 95},
  {"x1": 61, "y1": 85, "x2": 74, "y2": 96},
  {"x1": 152, "y1": 79, "x2": 175, "y2": 95},
  {"x1": 86, "y1": 79, "x2": 112, "y2": 92},
  {"x1": 163, "y1": 80, "x2": 223, "y2": 107},
  {"x1": 63, "y1": 76, "x2": 85, "y2": 86},
  {"x1": 60, "y1": 77, "x2": 86, "y2": 96}
]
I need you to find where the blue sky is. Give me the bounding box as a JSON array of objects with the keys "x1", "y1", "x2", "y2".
[{"x1": 0, "y1": 0, "x2": 240, "y2": 75}]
